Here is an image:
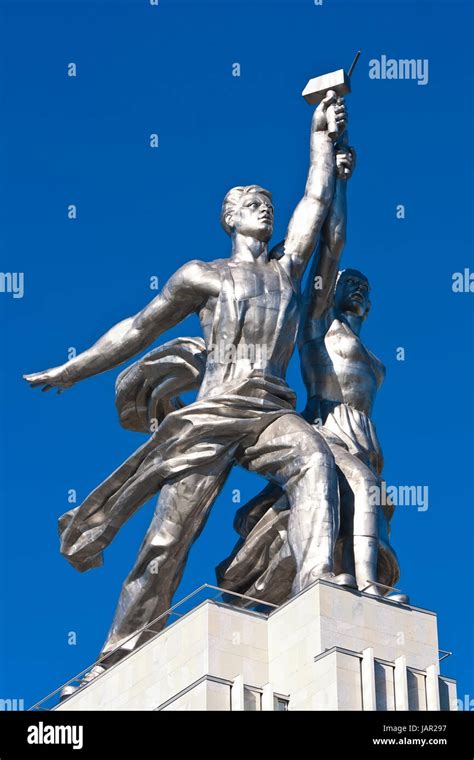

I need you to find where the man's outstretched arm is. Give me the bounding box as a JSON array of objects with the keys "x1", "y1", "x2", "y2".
[
  {"x1": 24, "y1": 260, "x2": 212, "y2": 391},
  {"x1": 281, "y1": 91, "x2": 347, "y2": 281}
]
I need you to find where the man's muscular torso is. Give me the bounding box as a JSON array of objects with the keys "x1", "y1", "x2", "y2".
[{"x1": 174, "y1": 257, "x2": 301, "y2": 397}]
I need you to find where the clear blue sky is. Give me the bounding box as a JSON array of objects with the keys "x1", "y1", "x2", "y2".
[{"x1": 0, "y1": 0, "x2": 472, "y2": 708}]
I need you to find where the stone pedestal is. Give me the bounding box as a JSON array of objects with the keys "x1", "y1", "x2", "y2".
[{"x1": 55, "y1": 580, "x2": 457, "y2": 711}]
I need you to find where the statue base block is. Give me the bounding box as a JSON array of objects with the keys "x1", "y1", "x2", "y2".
[{"x1": 56, "y1": 580, "x2": 456, "y2": 711}]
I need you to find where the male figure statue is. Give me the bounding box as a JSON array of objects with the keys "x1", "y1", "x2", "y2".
[
  {"x1": 24, "y1": 93, "x2": 352, "y2": 674},
  {"x1": 219, "y1": 150, "x2": 407, "y2": 604}
]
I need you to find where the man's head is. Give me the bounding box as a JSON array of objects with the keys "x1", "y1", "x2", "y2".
[
  {"x1": 334, "y1": 268, "x2": 371, "y2": 320},
  {"x1": 220, "y1": 185, "x2": 274, "y2": 243}
]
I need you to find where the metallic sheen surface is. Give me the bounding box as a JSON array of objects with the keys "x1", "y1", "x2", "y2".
[
  {"x1": 24, "y1": 86, "x2": 404, "y2": 690},
  {"x1": 217, "y1": 161, "x2": 402, "y2": 605}
]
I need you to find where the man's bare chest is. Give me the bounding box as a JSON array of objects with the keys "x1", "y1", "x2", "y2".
[{"x1": 225, "y1": 262, "x2": 294, "y2": 303}]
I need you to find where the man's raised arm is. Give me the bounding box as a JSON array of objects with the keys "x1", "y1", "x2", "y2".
[
  {"x1": 302, "y1": 140, "x2": 356, "y2": 332},
  {"x1": 23, "y1": 260, "x2": 211, "y2": 391},
  {"x1": 281, "y1": 91, "x2": 347, "y2": 281}
]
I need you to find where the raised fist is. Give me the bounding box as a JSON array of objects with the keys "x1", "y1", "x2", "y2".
[
  {"x1": 313, "y1": 91, "x2": 347, "y2": 141},
  {"x1": 336, "y1": 144, "x2": 356, "y2": 180}
]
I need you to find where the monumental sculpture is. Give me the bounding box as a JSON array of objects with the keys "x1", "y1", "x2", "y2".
[{"x1": 24, "y1": 71, "x2": 407, "y2": 695}]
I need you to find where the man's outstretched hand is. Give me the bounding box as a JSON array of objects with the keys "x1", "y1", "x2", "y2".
[{"x1": 23, "y1": 364, "x2": 75, "y2": 393}]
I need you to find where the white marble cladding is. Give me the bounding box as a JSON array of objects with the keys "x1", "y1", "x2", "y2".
[{"x1": 55, "y1": 580, "x2": 456, "y2": 711}]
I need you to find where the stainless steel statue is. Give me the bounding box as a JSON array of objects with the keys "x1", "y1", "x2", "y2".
[
  {"x1": 25, "y1": 92, "x2": 356, "y2": 674},
  {"x1": 216, "y1": 150, "x2": 408, "y2": 607},
  {"x1": 24, "y1": 81, "x2": 406, "y2": 696}
]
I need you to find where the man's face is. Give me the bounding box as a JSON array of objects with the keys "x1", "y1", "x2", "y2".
[
  {"x1": 231, "y1": 192, "x2": 274, "y2": 242},
  {"x1": 335, "y1": 272, "x2": 371, "y2": 318}
]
